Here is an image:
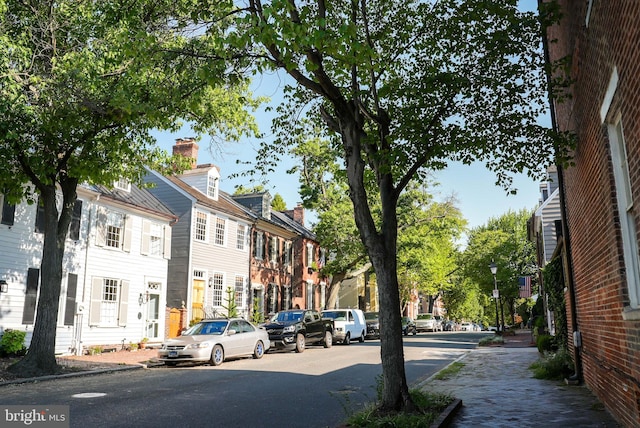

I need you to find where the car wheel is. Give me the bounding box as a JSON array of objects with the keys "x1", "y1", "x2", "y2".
[
  {"x1": 344, "y1": 333, "x2": 351, "y2": 345},
  {"x1": 295, "y1": 333, "x2": 306, "y2": 353},
  {"x1": 323, "y1": 330, "x2": 333, "y2": 348},
  {"x1": 210, "y1": 344, "x2": 224, "y2": 366},
  {"x1": 412, "y1": 328, "x2": 417, "y2": 336},
  {"x1": 253, "y1": 341, "x2": 265, "y2": 359},
  {"x1": 359, "y1": 331, "x2": 365, "y2": 343}
]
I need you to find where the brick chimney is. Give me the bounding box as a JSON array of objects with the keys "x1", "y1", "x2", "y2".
[
  {"x1": 292, "y1": 203, "x2": 304, "y2": 226},
  {"x1": 172, "y1": 138, "x2": 199, "y2": 169}
]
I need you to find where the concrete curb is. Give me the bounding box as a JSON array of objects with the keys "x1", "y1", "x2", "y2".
[
  {"x1": 0, "y1": 363, "x2": 153, "y2": 387},
  {"x1": 430, "y1": 398, "x2": 463, "y2": 428}
]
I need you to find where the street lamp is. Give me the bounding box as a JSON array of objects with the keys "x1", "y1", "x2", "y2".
[{"x1": 489, "y1": 261, "x2": 499, "y2": 333}]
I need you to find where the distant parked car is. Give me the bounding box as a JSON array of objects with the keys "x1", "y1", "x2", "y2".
[
  {"x1": 443, "y1": 320, "x2": 458, "y2": 331},
  {"x1": 415, "y1": 314, "x2": 442, "y2": 332},
  {"x1": 263, "y1": 310, "x2": 334, "y2": 352},
  {"x1": 158, "y1": 318, "x2": 270, "y2": 366},
  {"x1": 401, "y1": 317, "x2": 417, "y2": 336},
  {"x1": 321, "y1": 308, "x2": 366, "y2": 344},
  {"x1": 460, "y1": 322, "x2": 474, "y2": 332},
  {"x1": 364, "y1": 312, "x2": 380, "y2": 339}
]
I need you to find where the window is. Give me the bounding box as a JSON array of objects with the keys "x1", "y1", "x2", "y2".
[
  {"x1": 114, "y1": 178, "x2": 131, "y2": 192},
  {"x1": 234, "y1": 275, "x2": 245, "y2": 308},
  {"x1": 284, "y1": 241, "x2": 291, "y2": 266},
  {"x1": 214, "y1": 217, "x2": 226, "y2": 246},
  {"x1": 306, "y1": 243, "x2": 314, "y2": 267},
  {"x1": 608, "y1": 120, "x2": 640, "y2": 309},
  {"x1": 69, "y1": 200, "x2": 82, "y2": 241},
  {"x1": 237, "y1": 224, "x2": 247, "y2": 250},
  {"x1": 253, "y1": 231, "x2": 265, "y2": 260},
  {"x1": 1, "y1": 196, "x2": 15, "y2": 226},
  {"x1": 106, "y1": 212, "x2": 124, "y2": 248},
  {"x1": 148, "y1": 223, "x2": 163, "y2": 255},
  {"x1": 207, "y1": 174, "x2": 219, "y2": 199},
  {"x1": 270, "y1": 236, "x2": 278, "y2": 264},
  {"x1": 194, "y1": 210, "x2": 208, "y2": 242},
  {"x1": 211, "y1": 273, "x2": 224, "y2": 306},
  {"x1": 89, "y1": 277, "x2": 129, "y2": 327}
]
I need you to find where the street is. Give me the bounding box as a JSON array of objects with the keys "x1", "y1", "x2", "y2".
[{"x1": 0, "y1": 332, "x2": 489, "y2": 428}]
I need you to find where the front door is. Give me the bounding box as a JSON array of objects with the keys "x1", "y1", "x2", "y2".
[
  {"x1": 146, "y1": 293, "x2": 160, "y2": 339},
  {"x1": 192, "y1": 279, "x2": 205, "y2": 321}
]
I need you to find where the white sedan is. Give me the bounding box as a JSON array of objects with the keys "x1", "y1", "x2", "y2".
[
  {"x1": 158, "y1": 318, "x2": 270, "y2": 366},
  {"x1": 459, "y1": 322, "x2": 475, "y2": 331}
]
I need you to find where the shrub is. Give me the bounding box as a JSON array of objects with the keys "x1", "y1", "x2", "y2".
[
  {"x1": 536, "y1": 334, "x2": 554, "y2": 353},
  {"x1": 0, "y1": 329, "x2": 27, "y2": 356},
  {"x1": 529, "y1": 349, "x2": 574, "y2": 380}
]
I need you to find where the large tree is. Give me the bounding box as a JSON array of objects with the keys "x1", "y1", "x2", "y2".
[
  {"x1": 0, "y1": 0, "x2": 260, "y2": 377},
  {"x1": 213, "y1": 0, "x2": 567, "y2": 411}
]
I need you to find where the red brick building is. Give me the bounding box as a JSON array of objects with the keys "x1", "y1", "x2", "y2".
[{"x1": 545, "y1": 1, "x2": 640, "y2": 425}]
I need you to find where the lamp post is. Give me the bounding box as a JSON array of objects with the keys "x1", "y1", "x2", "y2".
[{"x1": 489, "y1": 261, "x2": 499, "y2": 333}]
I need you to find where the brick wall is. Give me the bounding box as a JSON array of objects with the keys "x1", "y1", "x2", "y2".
[{"x1": 547, "y1": 1, "x2": 640, "y2": 426}]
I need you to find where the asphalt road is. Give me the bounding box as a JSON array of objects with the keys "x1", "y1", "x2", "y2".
[{"x1": 0, "y1": 331, "x2": 489, "y2": 428}]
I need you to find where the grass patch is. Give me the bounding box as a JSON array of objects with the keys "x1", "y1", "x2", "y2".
[
  {"x1": 478, "y1": 335, "x2": 505, "y2": 346},
  {"x1": 433, "y1": 361, "x2": 465, "y2": 380},
  {"x1": 346, "y1": 389, "x2": 454, "y2": 428},
  {"x1": 529, "y1": 349, "x2": 573, "y2": 380}
]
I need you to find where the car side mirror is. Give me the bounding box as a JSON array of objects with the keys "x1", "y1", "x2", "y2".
[{"x1": 227, "y1": 329, "x2": 237, "y2": 335}]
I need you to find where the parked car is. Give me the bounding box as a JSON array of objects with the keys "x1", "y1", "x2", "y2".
[
  {"x1": 415, "y1": 313, "x2": 442, "y2": 332},
  {"x1": 262, "y1": 310, "x2": 334, "y2": 352},
  {"x1": 321, "y1": 308, "x2": 366, "y2": 345},
  {"x1": 158, "y1": 318, "x2": 270, "y2": 366},
  {"x1": 401, "y1": 317, "x2": 417, "y2": 336},
  {"x1": 460, "y1": 322, "x2": 474, "y2": 331},
  {"x1": 443, "y1": 320, "x2": 458, "y2": 331},
  {"x1": 364, "y1": 312, "x2": 380, "y2": 339}
]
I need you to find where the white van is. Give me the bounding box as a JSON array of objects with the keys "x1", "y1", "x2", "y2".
[{"x1": 321, "y1": 308, "x2": 366, "y2": 345}]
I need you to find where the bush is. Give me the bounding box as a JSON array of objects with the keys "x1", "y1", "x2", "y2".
[
  {"x1": 0, "y1": 329, "x2": 27, "y2": 356},
  {"x1": 536, "y1": 334, "x2": 555, "y2": 353},
  {"x1": 529, "y1": 349, "x2": 574, "y2": 380}
]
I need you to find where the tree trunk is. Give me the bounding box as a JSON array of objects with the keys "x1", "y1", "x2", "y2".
[
  {"x1": 9, "y1": 181, "x2": 76, "y2": 377},
  {"x1": 325, "y1": 273, "x2": 345, "y2": 310}
]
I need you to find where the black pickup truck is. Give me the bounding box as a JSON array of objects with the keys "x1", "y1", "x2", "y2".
[{"x1": 263, "y1": 310, "x2": 334, "y2": 352}]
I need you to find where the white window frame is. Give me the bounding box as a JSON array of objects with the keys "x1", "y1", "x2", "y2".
[
  {"x1": 194, "y1": 210, "x2": 209, "y2": 242},
  {"x1": 255, "y1": 231, "x2": 265, "y2": 260},
  {"x1": 234, "y1": 275, "x2": 246, "y2": 309},
  {"x1": 207, "y1": 174, "x2": 219, "y2": 199},
  {"x1": 105, "y1": 212, "x2": 124, "y2": 249},
  {"x1": 237, "y1": 223, "x2": 247, "y2": 251},
  {"x1": 270, "y1": 236, "x2": 278, "y2": 264},
  {"x1": 306, "y1": 243, "x2": 314, "y2": 267},
  {"x1": 214, "y1": 216, "x2": 226, "y2": 246},
  {"x1": 211, "y1": 272, "x2": 224, "y2": 307},
  {"x1": 114, "y1": 178, "x2": 131, "y2": 192}
]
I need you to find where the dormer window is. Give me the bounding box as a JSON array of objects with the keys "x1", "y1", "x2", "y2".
[
  {"x1": 114, "y1": 178, "x2": 131, "y2": 192},
  {"x1": 207, "y1": 174, "x2": 219, "y2": 199}
]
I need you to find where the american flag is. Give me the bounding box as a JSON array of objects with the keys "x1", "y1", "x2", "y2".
[{"x1": 519, "y1": 276, "x2": 532, "y2": 298}]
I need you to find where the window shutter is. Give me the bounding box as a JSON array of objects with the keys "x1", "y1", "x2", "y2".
[
  {"x1": 141, "y1": 220, "x2": 151, "y2": 255},
  {"x1": 22, "y1": 268, "x2": 40, "y2": 324},
  {"x1": 69, "y1": 200, "x2": 82, "y2": 241},
  {"x1": 163, "y1": 225, "x2": 172, "y2": 260},
  {"x1": 64, "y1": 273, "x2": 78, "y2": 326},
  {"x1": 34, "y1": 198, "x2": 45, "y2": 233},
  {"x1": 122, "y1": 216, "x2": 132, "y2": 252},
  {"x1": 118, "y1": 280, "x2": 129, "y2": 327},
  {"x1": 95, "y1": 207, "x2": 107, "y2": 247},
  {"x1": 1, "y1": 197, "x2": 15, "y2": 226},
  {"x1": 89, "y1": 278, "x2": 103, "y2": 326},
  {"x1": 252, "y1": 230, "x2": 258, "y2": 258}
]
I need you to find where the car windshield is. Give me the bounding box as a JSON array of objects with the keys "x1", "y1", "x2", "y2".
[
  {"x1": 417, "y1": 314, "x2": 434, "y2": 320},
  {"x1": 183, "y1": 320, "x2": 228, "y2": 336},
  {"x1": 275, "y1": 311, "x2": 303, "y2": 322},
  {"x1": 364, "y1": 312, "x2": 379, "y2": 320},
  {"x1": 322, "y1": 311, "x2": 347, "y2": 320}
]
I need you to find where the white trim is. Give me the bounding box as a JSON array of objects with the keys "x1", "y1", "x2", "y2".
[{"x1": 600, "y1": 67, "x2": 618, "y2": 123}]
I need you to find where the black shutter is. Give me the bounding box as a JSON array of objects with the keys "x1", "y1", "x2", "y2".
[
  {"x1": 64, "y1": 273, "x2": 78, "y2": 326},
  {"x1": 34, "y1": 198, "x2": 45, "y2": 233},
  {"x1": 69, "y1": 200, "x2": 82, "y2": 241},
  {"x1": 252, "y1": 230, "x2": 258, "y2": 258},
  {"x1": 1, "y1": 199, "x2": 15, "y2": 225},
  {"x1": 22, "y1": 268, "x2": 40, "y2": 324}
]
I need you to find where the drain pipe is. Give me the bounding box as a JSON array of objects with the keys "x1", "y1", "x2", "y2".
[{"x1": 538, "y1": 0, "x2": 582, "y2": 383}]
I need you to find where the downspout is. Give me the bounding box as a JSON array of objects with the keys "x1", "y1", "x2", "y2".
[{"x1": 539, "y1": 0, "x2": 582, "y2": 382}]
